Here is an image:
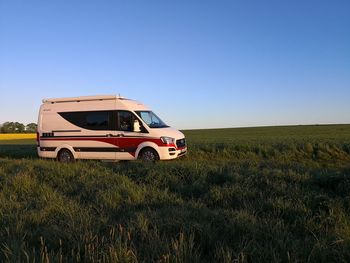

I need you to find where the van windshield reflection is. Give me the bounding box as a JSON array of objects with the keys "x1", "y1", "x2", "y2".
[{"x1": 135, "y1": 111, "x2": 169, "y2": 128}]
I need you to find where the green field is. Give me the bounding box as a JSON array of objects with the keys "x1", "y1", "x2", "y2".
[{"x1": 0, "y1": 125, "x2": 350, "y2": 262}]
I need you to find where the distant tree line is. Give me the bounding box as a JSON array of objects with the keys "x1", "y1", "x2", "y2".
[{"x1": 0, "y1": 122, "x2": 37, "y2": 133}]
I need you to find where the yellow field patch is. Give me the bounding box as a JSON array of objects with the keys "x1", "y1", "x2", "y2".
[{"x1": 0, "y1": 133, "x2": 36, "y2": 140}]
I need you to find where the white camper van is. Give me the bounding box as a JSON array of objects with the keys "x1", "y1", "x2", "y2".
[{"x1": 37, "y1": 95, "x2": 187, "y2": 162}]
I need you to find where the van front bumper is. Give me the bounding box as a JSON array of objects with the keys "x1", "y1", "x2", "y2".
[{"x1": 158, "y1": 146, "x2": 187, "y2": 160}]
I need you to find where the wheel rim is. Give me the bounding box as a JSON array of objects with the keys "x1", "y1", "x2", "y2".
[
  {"x1": 60, "y1": 151, "x2": 72, "y2": 162},
  {"x1": 143, "y1": 150, "x2": 155, "y2": 161}
]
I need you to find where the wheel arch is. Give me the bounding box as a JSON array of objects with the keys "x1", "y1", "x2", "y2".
[
  {"x1": 55, "y1": 144, "x2": 78, "y2": 159},
  {"x1": 135, "y1": 142, "x2": 160, "y2": 159}
]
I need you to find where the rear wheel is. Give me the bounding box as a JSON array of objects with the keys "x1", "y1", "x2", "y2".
[
  {"x1": 139, "y1": 148, "x2": 159, "y2": 162},
  {"x1": 58, "y1": 149, "x2": 74, "y2": 163}
]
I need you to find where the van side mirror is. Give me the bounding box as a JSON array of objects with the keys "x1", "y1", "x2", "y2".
[{"x1": 133, "y1": 120, "x2": 141, "y2": 132}]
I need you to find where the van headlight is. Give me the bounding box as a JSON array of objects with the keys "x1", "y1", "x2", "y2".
[{"x1": 160, "y1": 136, "x2": 175, "y2": 145}]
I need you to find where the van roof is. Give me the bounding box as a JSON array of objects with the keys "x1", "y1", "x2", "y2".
[{"x1": 42, "y1": 95, "x2": 128, "y2": 103}]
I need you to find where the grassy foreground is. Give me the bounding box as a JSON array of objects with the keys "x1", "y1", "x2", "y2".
[{"x1": 0, "y1": 125, "x2": 350, "y2": 262}]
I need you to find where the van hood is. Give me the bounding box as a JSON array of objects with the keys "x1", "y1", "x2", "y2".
[{"x1": 149, "y1": 127, "x2": 185, "y2": 140}]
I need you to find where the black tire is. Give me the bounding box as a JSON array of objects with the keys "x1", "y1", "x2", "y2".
[
  {"x1": 58, "y1": 149, "x2": 74, "y2": 163},
  {"x1": 139, "y1": 148, "x2": 159, "y2": 162}
]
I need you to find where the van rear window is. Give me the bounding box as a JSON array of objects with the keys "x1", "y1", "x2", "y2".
[{"x1": 59, "y1": 111, "x2": 111, "y2": 130}]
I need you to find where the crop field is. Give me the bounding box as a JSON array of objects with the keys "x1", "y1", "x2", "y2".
[
  {"x1": 0, "y1": 125, "x2": 350, "y2": 262},
  {"x1": 0, "y1": 133, "x2": 36, "y2": 146}
]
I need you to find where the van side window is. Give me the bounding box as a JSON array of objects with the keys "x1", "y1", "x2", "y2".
[
  {"x1": 86, "y1": 112, "x2": 109, "y2": 129},
  {"x1": 59, "y1": 111, "x2": 111, "y2": 130},
  {"x1": 116, "y1": 111, "x2": 148, "y2": 133},
  {"x1": 118, "y1": 111, "x2": 133, "y2": 132}
]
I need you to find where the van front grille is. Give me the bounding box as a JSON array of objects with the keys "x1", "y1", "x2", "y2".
[{"x1": 176, "y1": 138, "x2": 186, "y2": 148}]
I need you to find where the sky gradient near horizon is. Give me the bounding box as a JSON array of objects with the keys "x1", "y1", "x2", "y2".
[{"x1": 1, "y1": 0, "x2": 349, "y2": 129}]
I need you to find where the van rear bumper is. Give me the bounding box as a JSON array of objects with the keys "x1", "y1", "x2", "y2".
[{"x1": 37, "y1": 147, "x2": 56, "y2": 158}]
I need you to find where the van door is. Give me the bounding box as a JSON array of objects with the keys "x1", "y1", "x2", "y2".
[{"x1": 115, "y1": 110, "x2": 148, "y2": 160}]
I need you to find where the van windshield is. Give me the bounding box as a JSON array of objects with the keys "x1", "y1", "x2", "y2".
[{"x1": 135, "y1": 111, "x2": 169, "y2": 128}]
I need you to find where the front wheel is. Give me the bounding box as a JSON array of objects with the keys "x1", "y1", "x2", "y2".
[
  {"x1": 139, "y1": 148, "x2": 159, "y2": 162},
  {"x1": 58, "y1": 149, "x2": 74, "y2": 163}
]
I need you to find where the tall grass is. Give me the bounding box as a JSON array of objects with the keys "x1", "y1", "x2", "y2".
[{"x1": 0, "y1": 125, "x2": 349, "y2": 262}]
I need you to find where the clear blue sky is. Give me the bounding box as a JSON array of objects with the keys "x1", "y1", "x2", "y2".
[{"x1": 1, "y1": 0, "x2": 349, "y2": 129}]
